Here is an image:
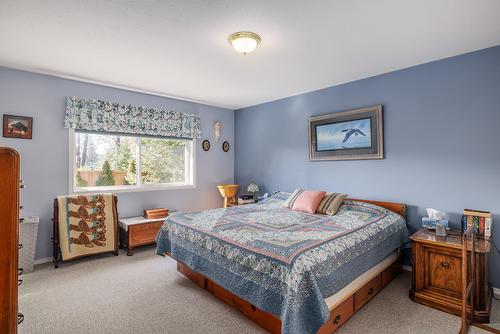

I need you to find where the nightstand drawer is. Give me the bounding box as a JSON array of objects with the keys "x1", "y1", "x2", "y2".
[{"x1": 424, "y1": 246, "x2": 462, "y2": 298}]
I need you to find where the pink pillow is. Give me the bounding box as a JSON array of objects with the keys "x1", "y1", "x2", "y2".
[{"x1": 291, "y1": 190, "x2": 326, "y2": 213}]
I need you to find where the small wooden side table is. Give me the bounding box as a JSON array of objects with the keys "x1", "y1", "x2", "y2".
[
  {"x1": 409, "y1": 228, "x2": 492, "y2": 323},
  {"x1": 119, "y1": 216, "x2": 165, "y2": 256}
]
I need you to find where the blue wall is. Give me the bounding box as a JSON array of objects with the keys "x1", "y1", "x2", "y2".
[
  {"x1": 235, "y1": 46, "x2": 500, "y2": 287},
  {"x1": 0, "y1": 67, "x2": 234, "y2": 260}
]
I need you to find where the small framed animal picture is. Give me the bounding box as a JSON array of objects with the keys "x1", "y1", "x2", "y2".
[
  {"x1": 308, "y1": 105, "x2": 383, "y2": 161},
  {"x1": 202, "y1": 139, "x2": 210, "y2": 151},
  {"x1": 222, "y1": 141, "x2": 230, "y2": 152},
  {"x1": 3, "y1": 114, "x2": 33, "y2": 139}
]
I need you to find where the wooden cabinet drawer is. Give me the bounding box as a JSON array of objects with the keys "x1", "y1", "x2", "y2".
[
  {"x1": 207, "y1": 281, "x2": 248, "y2": 315},
  {"x1": 129, "y1": 221, "x2": 163, "y2": 246},
  {"x1": 381, "y1": 261, "x2": 401, "y2": 287},
  {"x1": 177, "y1": 262, "x2": 206, "y2": 289},
  {"x1": 424, "y1": 245, "x2": 462, "y2": 298},
  {"x1": 355, "y1": 275, "x2": 381, "y2": 311},
  {"x1": 207, "y1": 280, "x2": 242, "y2": 309},
  {"x1": 206, "y1": 280, "x2": 281, "y2": 333},
  {"x1": 317, "y1": 296, "x2": 354, "y2": 334}
]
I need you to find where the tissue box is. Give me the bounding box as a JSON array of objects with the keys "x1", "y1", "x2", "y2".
[{"x1": 422, "y1": 217, "x2": 449, "y2": 229}]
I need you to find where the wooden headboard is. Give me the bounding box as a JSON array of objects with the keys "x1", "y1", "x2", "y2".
[{"x1": 349, "y1": 198, "x2": 407, "y2": 220}]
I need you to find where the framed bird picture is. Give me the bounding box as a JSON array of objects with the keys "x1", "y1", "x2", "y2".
[
  {"x1": 308, "y1": 105, "x2": 383, "y2": 161},
  {"x1": 3, "y1": 114, "x2": 33, "y2": 139}
]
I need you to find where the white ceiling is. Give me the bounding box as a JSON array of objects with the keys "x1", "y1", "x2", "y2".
[{"x1": 1, "y1": 0, "x2": 499, "y2": 110}]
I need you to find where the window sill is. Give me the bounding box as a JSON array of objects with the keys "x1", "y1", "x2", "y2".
[{"x1": 71, "y1": 184, "x2": 196, "y2": 194}]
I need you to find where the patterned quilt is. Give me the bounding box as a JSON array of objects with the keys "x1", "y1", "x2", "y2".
[
  {"x1": 156, "y1": 193, "x2": 408, "y2": 334},
  {"x1": 57, "y1": 194, "x2": 117, "y2": 261}
]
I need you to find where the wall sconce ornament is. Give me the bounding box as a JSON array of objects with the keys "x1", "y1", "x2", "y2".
[{"x1": 214, "y1": 121, "x2": 223, "y2": 142}]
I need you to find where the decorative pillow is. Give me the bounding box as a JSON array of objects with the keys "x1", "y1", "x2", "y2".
[
  {"x1": 291, "y1": 190, "x2": 326, "y2": 213},
  {"x1": 316, "y1": 193, "x2": 348, "y2": 215},
  {"x1": 283, "y1": 189, "x2": 304, "y2": 208}
]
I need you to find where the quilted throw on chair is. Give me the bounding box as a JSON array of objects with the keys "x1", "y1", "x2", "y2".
[{"x1": 57, "y1": 194, "x2": 117, "y2": 260}]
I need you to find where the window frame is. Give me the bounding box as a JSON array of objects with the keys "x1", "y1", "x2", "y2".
[{"x1": 68, "y1": 129, "x2": 196, "y2": 194}]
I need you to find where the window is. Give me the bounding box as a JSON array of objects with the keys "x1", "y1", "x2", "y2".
[{"x1": 70, "y1": 130, "x2": 195, "y2": 192}]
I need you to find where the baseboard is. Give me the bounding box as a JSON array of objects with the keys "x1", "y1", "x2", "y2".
[
  {"x1": 34, "y1": 257, "x2": 52, "y2": 265},
  {"x1": 401, "y1": 265, "x2": 412, "y2": 272},
  {"x1": 493, "y1": 287, "x2": 500, "y2": 298}
]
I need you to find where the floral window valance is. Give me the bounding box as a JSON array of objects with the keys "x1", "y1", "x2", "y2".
[{"x1": 64, "y1": 97, "x2": 202, "y2": 139}]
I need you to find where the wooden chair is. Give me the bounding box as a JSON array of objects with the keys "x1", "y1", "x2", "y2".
[{"x1": 460, "y1": 226, "x2": 475, "y2": 334}]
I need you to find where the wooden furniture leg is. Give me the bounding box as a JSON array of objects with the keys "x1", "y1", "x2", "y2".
[
  {"x1": 127, "y1": 246, "x2": 134, "y2": 256},
  {"x1": 461, "y1": 227, "x2": 475, "y2": 334},
  {"x1": 52, "y1": 199, "x2": 60, "y2": 269}
]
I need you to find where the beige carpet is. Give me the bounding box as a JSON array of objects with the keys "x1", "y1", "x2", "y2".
[{"x1": 19, "y1": 246, "x2": 497, "y2": 334}]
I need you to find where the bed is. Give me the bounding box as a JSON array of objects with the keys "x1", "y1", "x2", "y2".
[{"x1": 156, "y1": 192, "x2": 408, "y2": 334}]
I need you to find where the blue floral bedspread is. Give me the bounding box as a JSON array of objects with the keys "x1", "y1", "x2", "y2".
[{"x1": 156, "y1": 193, "x2": 408, "y2": 334}]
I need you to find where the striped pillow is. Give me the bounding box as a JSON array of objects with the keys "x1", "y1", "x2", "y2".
[
  {"x1": 316, "y1": 193, "x2": 348, "y2": 215},
  {"x1": 283, "y1": 189, "x2": 304, "y2": 208}
]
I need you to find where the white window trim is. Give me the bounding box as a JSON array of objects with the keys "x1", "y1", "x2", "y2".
[{"x1": 68, "y1": 129, "x2": 196, "y2": 194}]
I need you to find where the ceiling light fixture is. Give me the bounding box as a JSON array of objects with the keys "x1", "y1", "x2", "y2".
[{"x1": 228, "y1": 31, "x2": 261, "y2": 55}]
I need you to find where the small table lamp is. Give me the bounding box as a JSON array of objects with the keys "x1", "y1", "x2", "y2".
[{"x1": 247, "y1": 182, "x2": 259, "y2": 201}]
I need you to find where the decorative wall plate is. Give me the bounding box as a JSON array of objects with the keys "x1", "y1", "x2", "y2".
[
  {"x1": 202, "y1": 139, "x2": 211, "y2": 151},
  {"x1": 222, "y1": 141, "x2": 230, "y2": 152}
]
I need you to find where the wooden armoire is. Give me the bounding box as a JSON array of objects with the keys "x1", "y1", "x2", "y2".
[{"x1": 0, "y1": 147, "x2": 21, "y2": 333}]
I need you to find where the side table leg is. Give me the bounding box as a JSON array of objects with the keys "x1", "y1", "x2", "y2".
[{"x1": 127, "y1": 247, "x2": 134, "y2": 256}]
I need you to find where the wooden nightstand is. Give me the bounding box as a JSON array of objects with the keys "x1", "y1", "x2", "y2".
[{"x1": 409, "y1": 228, "x2": 492, "y2": 323}]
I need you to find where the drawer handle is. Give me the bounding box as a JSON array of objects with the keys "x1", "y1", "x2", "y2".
[
  {"x1": 18, "y1": 279, "x2": 23, "y2": 286},
  {"x1": 18, "y1": 268, "x2": 24, "y2": 275},
  {"x1": 441, "y1": 261, "x2": 450, "y2": 269},
  {"x1": 368, "y1": 287, "x2": 374, "y2": 295},
  {"x1": 333, "y1": 315, "x2": 341, "y2": 325},
  {"x1": 18, "y1": 313, "x2": 24, "y2": 325},
  {"x1": 19, "y1": 244, "x2": 23, "y2": 249}
]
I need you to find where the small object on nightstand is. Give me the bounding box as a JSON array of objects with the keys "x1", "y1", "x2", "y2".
[
  {"x1": 257, "y1": 193, "x2": 269, "y2": 202},
  {"x1": 421, "y1": 208, "x2": 448, "y2": 229},
  {"x1": 238, "y1": 195, "x2": 256, "y2": 205},
  {"x1": 422, "y1": 217, "x2": 449, "y2": 229},
  {"x1": 247, "y1": 182, "x2": 259, "y2": 201},
  {"x1": 435, "y1": 222, "x2": 447, "y2": 237},
  {"x1": 461, "y1": 209, "x2": 492, "y2": 238}
]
